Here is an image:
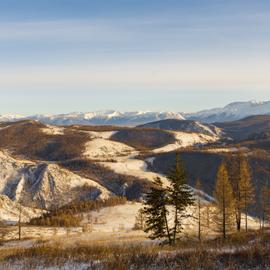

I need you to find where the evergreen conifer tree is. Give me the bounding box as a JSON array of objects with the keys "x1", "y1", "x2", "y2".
[
  {"x1": 143, "y1": 177, "x2": 171, "y2": 243},
  {"x1": 167, "y1": 155, "x2": 194, "y2": 244},
  {"x1": 143, "y1": 155, "x2": 194, "y2": 244}
]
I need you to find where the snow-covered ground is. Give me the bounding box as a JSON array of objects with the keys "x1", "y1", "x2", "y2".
[
  {"x1": 0, "y1": 150, "x2": 111, "y2": 213},
  {"x1": 85, "y1": 202, "x2": 201, "y2": 234},
  {"x1": 102, "y1": 155, "x2": 167, "y2": 183},
  {"x1": 83, "y1": 129, "x2": 219, "y2": 186},
  {"x1": 88, "y1": 131, "x2": 117, "y2": 139},
  {"x1": 82, "y1": 132, "x2": 167, "y2": 183},
  {"x1": 153, "y1": 131, "x2": 218, "y2": 153},
  {"x1": 84, "y1": 138, "x2": 133, "y2": 160},
  {"x1": 0, "y1": 195, "x2": 44, "y2": 224},
  {"x1": 82, "y1": 133, "x2": 169, "y2": 184},
  {"x1": 41, "y1": 125, "x2": 65, "y2": 135},
  {"x1": 83, "y1": 202, "x2": 142, "y2": 233},
  {"x1": 0, "y1": 200, "x2": 261, "y2": 242},
  {"x1": 84, "y1": 201, "x2": 260, "y2": 236}
]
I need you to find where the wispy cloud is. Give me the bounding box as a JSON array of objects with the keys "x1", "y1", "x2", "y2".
[
  {"x1": 0, "y1": 20, "x2": 121, "y2": 41},
  {"x1": 0, "y1": 57, "x2": 269, "y2": 91},
  {"x1": 0, "y1": 9, "x2": 269, "y2": 44}
]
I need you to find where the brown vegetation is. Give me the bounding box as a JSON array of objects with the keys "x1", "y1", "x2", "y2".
[
  {"x1": 1, "y1": 231, "x2": 270, "y2": 269},
  {"x1": 0, "y1": 121, "x2": 89, "y2": 161},
  {"x1": 29, "y1": 197, "x2": 127, "y2": 227},
  {"x1": 111, "y1": 128, "x2": 176, "y2": 150}
]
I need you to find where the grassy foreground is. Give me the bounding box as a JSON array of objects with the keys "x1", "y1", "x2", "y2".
[{"x1": 0, "y1": 231, "x2": 270, "y2": 269}]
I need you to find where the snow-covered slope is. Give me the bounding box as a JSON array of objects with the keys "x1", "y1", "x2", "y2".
[
  {"x1": 139, "y1": 119, "x2": 221, "y2": 137},
  {"x1": 0, "y1": 114, "x2": 25, "y2": 122},
  {"x1": 153, "y1": 131, "x2": 218, "y2": 153},
  {"x1": 0, "y1": 151, "x2": 111, "y2": 210},
  {"x1": 82, "y1": 129, "x2": 218, "y2": 185},
  {"x1": 0, "y1": 195, "x2": 44, "y2": 224},
  {"x1": 187, "y1": 100, "x2": 270, "y2": 123},
  {"x1": 84, "y1": 139, "x2": 133, "y2": 160},
  {"x1": 83, "y1": 130, "x2": 133, "y2": 160},
  {"x1": 84, "y1": 202, "x2": 142, "y2": 232},
  {"x1": 41, "y1": 125, "x2": 65, "y2": 135}
]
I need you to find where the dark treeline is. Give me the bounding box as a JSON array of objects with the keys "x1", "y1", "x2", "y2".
[
  {"x1": 111, "y1": 128, "x2": 176, "y2": 150},
  {"x1": 29, "y1": 197, "x2": 127, "y2": 227}
]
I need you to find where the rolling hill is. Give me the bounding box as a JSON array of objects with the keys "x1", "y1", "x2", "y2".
[
  {"x1": 138, "y1": 119, "x2": 221, "y2": 137},
  {"x1": 0, "y1": 114, "x2": 269, "y2": 223}
]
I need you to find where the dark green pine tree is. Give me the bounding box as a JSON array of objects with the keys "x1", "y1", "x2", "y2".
[
  {"x1": 167, "y1": 154, "x2": 194, "y2": 244},
  {"x1": 143, "y1": 177, "x2": 171, "y2": 244}
]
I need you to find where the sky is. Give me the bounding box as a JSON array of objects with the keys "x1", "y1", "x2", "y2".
[{"x1": 0, "y1": 0, "x2": 270, "y2": 115}]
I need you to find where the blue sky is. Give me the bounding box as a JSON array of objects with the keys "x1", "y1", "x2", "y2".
[{"x1": 0, "y1": 0, "x2": 270, "y2": 114}]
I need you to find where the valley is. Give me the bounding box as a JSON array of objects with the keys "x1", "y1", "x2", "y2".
[
  {"x1": 0, "y1": 113, "x2": 269, "y2": 269},
  {"x1": 2, "y1": 0, "x2": 270, "y2": 267},
  {"x1": 0, "y1": 115, "x2": 269, "y2": 222}
]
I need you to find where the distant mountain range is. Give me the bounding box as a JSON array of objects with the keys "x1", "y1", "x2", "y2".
[
  {"x1": 30, "y1": 111, "x2": 185, "y2": 126},
  {"x1": 0, "y1": 111, "x2": 185, "y2": 126},
  {"x1": 0, "y1": 100, "x2": 270, "y2": 125},
  {"x1": 186, "y1": 100, "x2": 270, "y2": 123}
]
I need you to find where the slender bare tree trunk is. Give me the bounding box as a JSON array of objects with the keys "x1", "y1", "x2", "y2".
[
  {"x1": 173, "y1": 207, "x2": 178, "y2": 244},
  {"x1": 222, "y1": 184, "x2": 226, "y2": 239},
  {"x1": 18, "y1": 203, "x2": 22, "y2": 240},
  {"x1": 206, "y1": 205, "x2": 210, "y2": 228},
  {"x1": 198, "y1": 197, "x2": 201, "y2": 241},
  {"x1": 163, "y1": 205, "x2": 172, "y2": 245},
  {"x1": 245, "y1": 194, "x2": 248, "y2": 232},
  {"x1": 236, "y1": 186, "x2": 241, "y2": 231}
]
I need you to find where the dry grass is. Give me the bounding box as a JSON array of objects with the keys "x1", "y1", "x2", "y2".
[{"x1": 1, "y1": 231, "x2": 270, "y2": 269}]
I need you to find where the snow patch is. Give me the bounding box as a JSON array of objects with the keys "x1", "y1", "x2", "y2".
[
  {"x1": 88, "y1": 131, "x2": 118, "y2": 139},
  {"x1": 153, "y1": 131, "x2": 218, "y2": 153},
  {"x1": 84, "y1": 202, "x2": 142, "y2": 232},
  {"x1": 102, "y1": 155, "x2": 169, "y2": 186},
  {"x1": 84, "y1": 138, "x2": 133, "y2": 160},
  {"x1": 41, "y1": 125, "x2": 65, "y2": 135}
]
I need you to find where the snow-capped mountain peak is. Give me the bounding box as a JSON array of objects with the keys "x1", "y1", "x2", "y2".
[
  {"x1": 186, "y1": 100, "x2": 270, "y2": 123},
  {"x1": 0, "y1": 100, "x2": 270, "y2": 125}
]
